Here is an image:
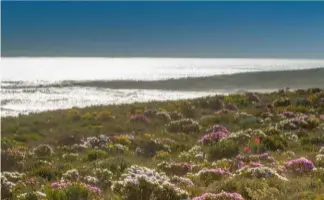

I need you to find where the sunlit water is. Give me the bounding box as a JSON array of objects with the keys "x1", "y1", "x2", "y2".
[{"x1": 1, "y1": 57, "x2": 324, "y2": 116}]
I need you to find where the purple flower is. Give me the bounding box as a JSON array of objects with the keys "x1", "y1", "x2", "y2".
[
  {"x1": 130, "y1": 114, "x2": 149, "y2": 123},
  {"x1": 211, "y1": 125, "x2": 229, "y2": 134},
  {"x1": 281, "y1": 111, "x2": 295, "y2": 118},
  {"x1": 87, "y1": 185, "x2": 102, "y2": 194},
  {"x1": 259, "y1": 152, "x2": 269, "y2": 159},
  {"x1": 285, "y1": 157, "x2": 315, "y2": 174},
  {"x1": 199, "y1": 131, "x2": 228, "y2": 144},
  {"x1": 51, "y1": 181, "x2": 70, "y2": 189},
  {"x1": 251, "y1": 162, "x2": 261, "y2": 167}
]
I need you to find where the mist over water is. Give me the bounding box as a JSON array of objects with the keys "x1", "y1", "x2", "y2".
[{"x1": 1, "y1": 58, "x2": 324, "y2": 117}]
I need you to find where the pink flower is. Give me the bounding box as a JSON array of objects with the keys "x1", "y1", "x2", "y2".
[
  {"x1": 251, "y1": 162, "x2": 261, "y2": 167},
  {"x1": 320, "y1": 115, "x2": 324, "y2": 121},
  {"x1": 253, "y1": 137, "x2": 260, "y2": 144},
  {"x1": 259, "y1": 152, "x2": 269, "y2": 159},
  {"x1": 199, "y1": 131, "x2": 228, "y2": 144},
  {"x1": 285, "y1": 157, "x2": 314, "y2": 174},
  {"x1": 130, "y1": 114, "x2": 149, "y2": 123}
]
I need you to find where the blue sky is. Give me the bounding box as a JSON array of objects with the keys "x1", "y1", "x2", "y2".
[{"x1": 2, "y1": 1, "x2": 324, "y2": 58}]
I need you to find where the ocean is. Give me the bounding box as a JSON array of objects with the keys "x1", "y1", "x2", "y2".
[{"x1": 1, "y1": 58, "x2": 324, "y2": 117}]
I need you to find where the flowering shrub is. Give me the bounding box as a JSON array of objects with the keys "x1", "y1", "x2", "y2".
[
  {"x1": 34, "y1": 144, "x2": 54, "y2": 157},
  {"x1": 169, "y1": 111, "x2": 184, "y2": 120},
  {"x1": 222, "y1": 131, "x2": 251, "y2": 144},
  {"x1": 312, "y1": 167, "x2": 324, "y2": 182},
  {"x1": 206, "y1": 125, "x2": 230, "y2": 135},
  {"x1": 112, "y1": 165, "x2": 188, "y2": 200},
  {"x1": 1, "y1": 171, "x2": 25, "y2": 182},
  {"x1": 319, "y1": 147, "x2": 324, "y2": 154},
  {"x1": 236, "y1": 166, "x2": 288, "y2": 181},
  {"x1": 192, "y1": 192, "x2": 244, "y2": 200},
  {"x1": 285, "y1": 157, "x2": 315, "y2": 175},
  {"x1": 16, "y1": 191, "x2": 46, "y2": 200},
  {"x1": 205, "y1": 97, "x2": 224, "y2": 110},
  {"x1": 260, "y1": 111, "x2": 273, "y2": 119},
  {"x1": 200, "y1": 131, "x2": 228, "y2": 145},
  {"x1": 1, "y1": 175, "x2": 15, "y2": 199},
  {"x1": 166, "y1": 118, "x2": 200, "y2": 134},
  {"x1": 156, "y1": 111, "x2": 171, "y2": 121},
  {"x1": 273, "y1": 97, "x2": 291, "y2": 107},
  {"x1": 315, "y1": 154, "x2": 324, "y2": 167},
  {"x1": 170, "y1": 176, "x2": 194, "y2": 188},
  {"x1": 62, "y1": 169, "x2": 80, "y2": 181},
  {"x1": 203, "y1": 125, "x2": 230, "y2": 143},
  {"x1": 278, "y1": 115, "x2": 320, "y2": 130},
  {"x1": 281, "y1": 111, "x2": 296, "y2": 118},
  {"x1": 144, "y1": 109, "x2": 157, "y2": 117},
  {"x1": 46, "y1": 181, "x2": 102, "y2": 200},
  {"x1": 1, "y1": 147, "x2": 26, "y2": 170},
  {"x1": 84, "y1": 175, "x2": 99, "y2": 185},
  {"x1": 212, "y1": 159, "x2": 234, "y2": 171},
  {"x1": 222, "y1": 129, "x2": 267, "y2": 143},
  {"x1": 214, "y1": 109, "x2": 230, "y2": 115},
  {"x1": 92, "y1": 168, "x2": 113, "y2": 189},
  {"x1": 130, "y1": 114, "x2": 149, "y2": 123},
  {"x1": 179, "y1": 145, "x2": 204, "y2": 162},
  {"x1": 283, "y1": 151, "x2": 296, "y2": 159},
  {"x1": 107, "y1": 144, "x2": 129, "y2": 154},
  {"x1": 158, "y1": 162, "x2": 192, "y2": 176},
  {"x1": 80, "y1": 135, "x2": 110, "y2": 148},
  {"x1": 195, "y1": 168, "x2": 232, "y2": 185},
  {"x1": 62, "y1": 153, "x2": 79, "y2": 161}
]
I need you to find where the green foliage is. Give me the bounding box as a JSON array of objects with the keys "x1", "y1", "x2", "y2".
[
  {"x1": 208, "y1": 140, "x2": 240, "y2": 161},
  {"x1": 31, "y1": 165, "x2": 62, "y2": 181},
  {"x1": 87, "y1": 150, "x2": 107, "y2": 161},
  {"x1": 259, "y1": 135, "x2": 288, "y2": 151}
]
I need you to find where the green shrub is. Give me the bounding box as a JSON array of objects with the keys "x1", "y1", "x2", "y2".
[
  {"x1": 208, "y1": 140, "x2": 239, "y2": 161},
  {"x1": 87, "y1": 150, "x2": 107, "y2": 161},
  {"x1": 259, "y1": 135, "x2": 288, "y2": 151},
  {"x1": 97, "y1": 157, "x2": 129, "y2": 176},
  {"x1": 166, "y1": 118, "x2": 200, "y2": 134},
  {"x1": 32, "y1": 165, "x2": 61, "y2": 181}
]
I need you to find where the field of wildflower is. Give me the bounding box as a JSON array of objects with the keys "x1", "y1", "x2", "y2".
[{"x1": 2, "y1": 88, "x2": 324, "y2": 200}]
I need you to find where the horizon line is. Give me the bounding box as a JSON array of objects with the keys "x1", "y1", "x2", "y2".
[{"x1": 2, "y1": 56, "x2": 324, "y2": 60}]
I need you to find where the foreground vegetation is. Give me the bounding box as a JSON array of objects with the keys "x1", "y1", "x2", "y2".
[{"x1": 2, "y1": 88, "x2": 324, "y2": 200}]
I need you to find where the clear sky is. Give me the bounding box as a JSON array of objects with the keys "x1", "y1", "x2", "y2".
[{"x1": 2, "y1": 1, "x2": 324, "y2": 58}]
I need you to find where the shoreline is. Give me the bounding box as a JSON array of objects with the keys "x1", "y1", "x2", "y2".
[{"x1": 1, "y1": 87, "x2": 321, "y2": 118}]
